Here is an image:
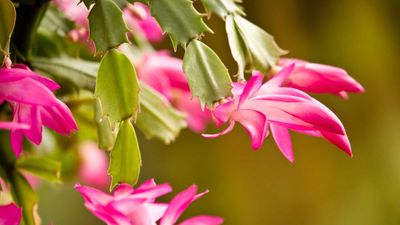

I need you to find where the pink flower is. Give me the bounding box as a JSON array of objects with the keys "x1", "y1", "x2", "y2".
[
  {"x1": 123, "y1": 2, "x2": 164, "y2": 42},
  {"x1": 0, "y1": 204, "x2": 22, "y2": 225},
  {"x1": 0, "y1": 64, "x2": 78, "y2": 157},
  {"x1": 75, "y1": 180, "x2": 223, "y2": 225},
  {"x1": 279, "y1": 58, "x2": 364, "y2": 98},
  {"x1": 76, "y1": 179, "x2": 172, "y2": 225},
  {"x1": 78, "y1": 141, "x2": 110, "y2": 188},
  {"x1": 136, "y1": 51, "x2": 211, "y2": 132},
  {"x1": 204, "y1": 64, "x2": 352, "y2": 162}
]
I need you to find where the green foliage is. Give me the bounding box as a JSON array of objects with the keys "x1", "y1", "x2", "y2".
[
  {"x1": 9, "y1": 172, "x2": 39, "y2": 225},
  {"x1": 88, "y1": 0, "x2": 129, "y2": 53},
  {"x1": 32, "y1": 56, "x2": 98, "y2": 91},
  {"x1": 201, "y1": 0, "x2": 244, "y2": 18},
  {"x1": 151, "y1": 0, "x2": 212, "y2": 50},
  {"x1": 0, "y1": 0, "x2": 16, "y2": 65},
  {"x1": 225, "y1": 15, "x2": 248, "y2": 77},
  {"x1": 16, "y1": 156, "x2": 62, "y2": 183},
  {"x1": 227, "y1": 15, "x2": 287, "y2": 74},
  {"x1": 39, "y1": 4, "x2": 73, "y2": 37},
  {"x1": 95, "y1": 98, "x2": 116, "y2": 150},
  {"x1": 136, "y1": 84, "x2": 187, "y2": 144},
  {"x1": 183, "y1": 40, "x2": 232, "y2": 107},
  {"x1": 108, "y1": 121, "x2": 141, "y2": 190},
  {"x1": 95, "y1": 49, "x2": 140, "y2": 123}
]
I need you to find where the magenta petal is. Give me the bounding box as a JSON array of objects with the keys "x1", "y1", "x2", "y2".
[
  {"x1": 143, "y1": 203, "x2": 169, "y2": 222},
  {"x1": 136, "y1": 179, "x2": 157, "y2": 191},
  {"x1": 75, "y1": 184, "x2": 113, "y2": 205},
  {"x1": 202, "y1": 122, "x2": 235, "y2": 139},
  {"x1": 0, "y1": 203, "x2": 22, "y2": 225},
  {"x1": 259, "y1": 87, "x2": 313, "y2": 100},
  {"x1": 17, "y1": 105, "x2": 42, "y2": 145},
  {"x1": 178, "y1": 215, "x2": 224, "y2": 225},
  {"x1": 280, "y1": 58, "x2": 364, "y2": 96},
  {"x1": 320, "y1": 131, "x2": 352, "y2": 157},
  {"x1": 243, "y1": 96, "x2": 345, "y2": 135},
  {"x1": 260, "y1": 64, "x2": 295, "y2": 89},
  {"x1": 113, "y1": 183, "x2": 136, "y2": 197},
  {"x1": 10, "y1": 130, "x2": 23, "y2": 158},
  {"x1": 0, "y1": 78, "x2": 57, "y2": 106},
  {"x1": 0, "y1": 122, "x2": 29, "y2": 130},
  {"x1": 131, "y1": 183, "x2": 173, "y2": 200},
  {"x1": 270, "y1": 124, "x2": 294, "y2": 162},
  {"x1": 238, "y1": 72, "x2": 263, "y2": 107},
  {"x1": 160, "y1": 185, "x2": 198, "y2": 225},
  {"x1": 232, "y1": 109, "x2": 268, "y2": 150},
  {"x1": 212, "y1": 101, "x2": 235, "y2": 126}
]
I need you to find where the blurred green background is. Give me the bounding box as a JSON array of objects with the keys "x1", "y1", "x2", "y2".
[{"x1": 38, "y1": 0, "x2": 400, "y2": 224}]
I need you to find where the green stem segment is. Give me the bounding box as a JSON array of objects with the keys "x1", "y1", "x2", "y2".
[{"x1": 12, "y1": 0, "x2": 50, "y2": 62}]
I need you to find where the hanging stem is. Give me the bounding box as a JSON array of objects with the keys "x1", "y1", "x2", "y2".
[{"x1": 11, "y1": 0, "x2": 50, "y2": 63}]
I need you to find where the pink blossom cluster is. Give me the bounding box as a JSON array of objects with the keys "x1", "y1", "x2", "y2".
[{"x1": 76, "y1": 179, "x2": 223, "y2": 225}]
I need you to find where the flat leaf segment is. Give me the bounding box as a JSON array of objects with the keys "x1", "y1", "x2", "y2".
[
  {"x1": 183, "y1": 40, "x2": 232, "y2": 107},
  {"x1": 151, "y1": 0, "x2": 212, "y2": 50}
]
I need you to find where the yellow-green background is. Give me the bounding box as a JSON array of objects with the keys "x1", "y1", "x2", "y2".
[{"x1": 39, "y1": 0, "x2": 400, "y2": 224}]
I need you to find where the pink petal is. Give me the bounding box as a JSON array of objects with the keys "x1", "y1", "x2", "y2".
[
  {"x1": 260, "y1": 64, "x2": 295, "y2": 89},
  {"x1": 132, "y1": 183, "x2": 173, "y2": 200},
  {"x1": 136, "y1": 179, "x2": 157, "y2": 191},
  {"x1": 319, "y1": 131, "x2": 352, "y2": 157},
  {"x1": 0, "y1": 122, "x2": 29, "y2": 130},
  {"x1": 238, "y1": 72, "x2": 263, "y2": 107},
  {"x1": 75, "y1": 184, "x2": 113, "y2": 205},
  {"x1": 0, "y1": 68, "x2": 60, "y2": 91},
  {"x1": 14, "y1": 105, "x2": 42, "y2": 145},
  {"x1": 10, "y1": 129, "x2": 23, "y2": 158},
  {"x1": 232, "y1": 109, "x2": 269, "y2": 150},
  {"x1": 142, "y1": 203, "x2": 169, "y2": 222},
  {"x1": 270, "y1": 124, "x2": 294, "y2": 162},
  {"x1": 202, "y1": 122, "x2": 235, "y2": 139},
  {"x1": 113, "y1": 183, "x2": 136, "y2": 197},
  {"x1": 243, "y1": 95, "x2": 345, "y2": 135},
  {"x1": 160, "y1": 185, "x2": 199, "y2": 225},
  {"x1": 0, "y1": 204, "x2": 22, "y2": 225},
  {"x1": 0, "y1": 78, "x2": 57, "y2": 106},
  {"x1": 179, "y1": 216, "x2": 224, "y2": 225},
  {"x1": 212, "y1": 101, "x2": 235, "y2": 126},
  {"x1": 280, "y1": 58, "x2": 364, "y2": 96}
]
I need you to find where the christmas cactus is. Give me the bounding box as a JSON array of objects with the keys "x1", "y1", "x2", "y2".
[{"x1": 0, "y1": 0, "x2": 363, "y2": 224}]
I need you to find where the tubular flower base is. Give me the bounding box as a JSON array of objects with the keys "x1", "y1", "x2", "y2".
[
  {"x1": 279, "y1": 58, "x2": 364, "y2": 98},
  {"x1": 75, "y1": 180, "x2": 223, "y2": 225},
  {"x1": 204, "y1": 64, "x2": 352, "y2": 162},
  {"x1": 136, "y1": 51, "x2": 211, "y2": 132},
  {"x1": 0, "y1": 64, "x2": 78, "y2": 158}
]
